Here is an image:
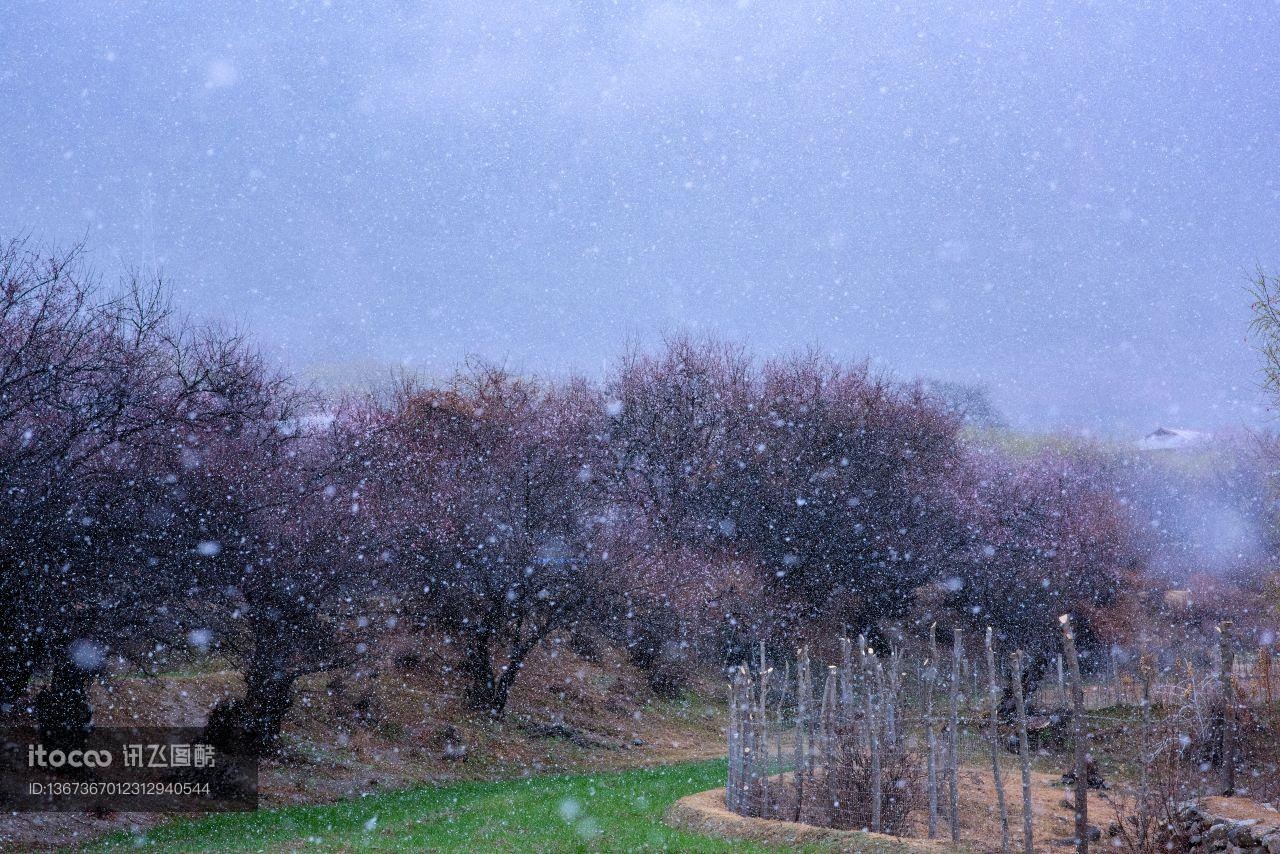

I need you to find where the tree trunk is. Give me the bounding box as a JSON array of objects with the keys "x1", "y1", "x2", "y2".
[
  {"x1": 0, "y1": 623, "x2": 38, "y2": 714},
  {"x1": 487, "y1": 644, "x2": 534, "y2": 719},
  {"x1": 34, "y1": 655, "x2": 94, "y2": 751},
  {"x1": 460, "y1": 629, "x2": 502, "y2": 714},
  {"x1": 204, "y1": 646, "x2": 297, "y2": 757},
  {"x1": 0, "y1": 596, "x2": 39, "y2": 712},
  {"x1": 461, "y1": 627, "x2": 538, "y2": 719}
]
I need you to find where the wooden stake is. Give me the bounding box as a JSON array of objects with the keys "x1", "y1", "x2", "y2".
[
  {"x1": 1109, "y1": 646, "x2": 1119, "y2": 706},
  {"x1": 840, "y1": 637, "x2": 855, "y2": 725},
  {"x1": 1061, "y1": 614, "x2": 1088, "y2": 854},
  {"x1": 794, "y1": 646, "x2": 811, "y2": 822},
  {"x1": 1219, "y1": 621, "x2": 1236, "y2": 796},
  {"x1": 1011, "y1": 650, "x2": 1033, "y2": 854},
  {"x1": 985, "y1": 628, "x2": 1010, "y2": 854},
  {"x1": 727, "y1": 669, "x2": 739, "y2": 810},
  {"x1": 747, "y1": 665, "x2": 752, "y2": 814},
  {"x1": 865, "y1": 648, "x2": 883, "y2": 833},
  {"x1": 949, "y1": 628, "x2": 962, "y2": 844},
  {"x1": 887, "y1": 644, "x2": 902, "y2": 750},
  {"x1": 758, "y1": 645, "x2": 770, "y2": 816},
  {"x1": 925, "y1": 624, "x2": 939, "y2": 839},
  {"x1": 820, "y1": 665, "x2": 837, "y2": 761},
  {"x1": 821, "y1": 665, "x2": 838, "y2": 815},
  {"x1": 776, "y1": 659, "x2": 788, "y2": 817},
  {"x1": 732, "y1": 665, "x2": 751, "y2": 814},
  {"x1": 1261, "y1": 645, "x2": 1272, "y2": 705},
  {"x1": 858, "y1": 634, "x2": 870, "y2": 751},
  {"x1": 1138, "y1": 651, "x2": 1153, "y2": 851}
]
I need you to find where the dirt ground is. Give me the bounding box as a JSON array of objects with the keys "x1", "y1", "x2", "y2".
[
  {"x1": 1196, "y1": 794, "x2": 1280, "y2": 828},
  {"x1": 945, "y1": 764, "x2": 1080, "y2": 852}
]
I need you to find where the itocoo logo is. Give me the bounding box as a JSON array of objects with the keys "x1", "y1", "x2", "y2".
[{"x1": 28, "y1": 744, "x2": 112, "y2": 768}]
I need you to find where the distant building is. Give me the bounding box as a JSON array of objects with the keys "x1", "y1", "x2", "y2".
[
  {"x1": 276, "y1": 412, "x2": 336, "y2": 436},
  {"x1": 1137, "y1": 427, "x2": 1211, "y2": 451}
]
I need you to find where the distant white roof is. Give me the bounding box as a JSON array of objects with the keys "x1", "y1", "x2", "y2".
[
  {"x1": 277, "y1": 413, "x2": 336, "y2": 437},
  {"x1": 1136, "y1": 427, "x2": 1210, "y2": 451}
]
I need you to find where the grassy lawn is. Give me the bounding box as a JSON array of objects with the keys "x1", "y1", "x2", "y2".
[{"x1": 90, "y1": 759, "x2": 827, "y2": 852}]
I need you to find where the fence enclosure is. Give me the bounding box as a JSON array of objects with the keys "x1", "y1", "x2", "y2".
[{"x1": 724, "y1": 621, "x2": 1280, "y2": 852}]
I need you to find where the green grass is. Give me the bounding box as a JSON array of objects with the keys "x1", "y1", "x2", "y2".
[{"x1": 89, "y1": 759, "x2": 831, "y2": 852}]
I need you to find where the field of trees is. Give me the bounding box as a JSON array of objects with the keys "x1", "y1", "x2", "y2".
[{"x1": 0, "y1": 241, "x2": 1278, "y2": 850}]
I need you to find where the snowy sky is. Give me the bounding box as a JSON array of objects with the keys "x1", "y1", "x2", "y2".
[{"x1": 2, "y1": 0, "x2": 1279, "y2": 434}]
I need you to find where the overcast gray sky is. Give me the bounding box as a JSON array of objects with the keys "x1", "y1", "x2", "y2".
[{"x1": 3, "y1": 0, "x2": 1278, "y2": 434}]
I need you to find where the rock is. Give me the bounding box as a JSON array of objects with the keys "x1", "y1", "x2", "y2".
[
  {"x1": 1085, "y1": 824, "x2": 1102, "y2": 842},
  {"x1": 1062, "y1": 758, "x2": 1109, "y2": 790},
  {"x1": 518, "y1": 720, "x2": 621, "y2": 750},
  {"x1": 1059, "y1": 798, "x2": 1075, "y2": 810},
  {"x1": 436, "y1": 724, "x2": 469, "y2": 762},
  {"x1": 1231, "y1": 824, "x2": 1258, "y2": 847}
]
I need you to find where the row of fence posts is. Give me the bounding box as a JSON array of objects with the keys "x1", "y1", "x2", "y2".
[
  {"x1": 728, "y1": 624, "x2": 1042, "y2": 850},
  {"x1": 726, "y1": 615, "x2": 1259, "y2": 854},
  {"x1": 1039, "y1": 634, "x2": 1274, "y2": 714}
]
